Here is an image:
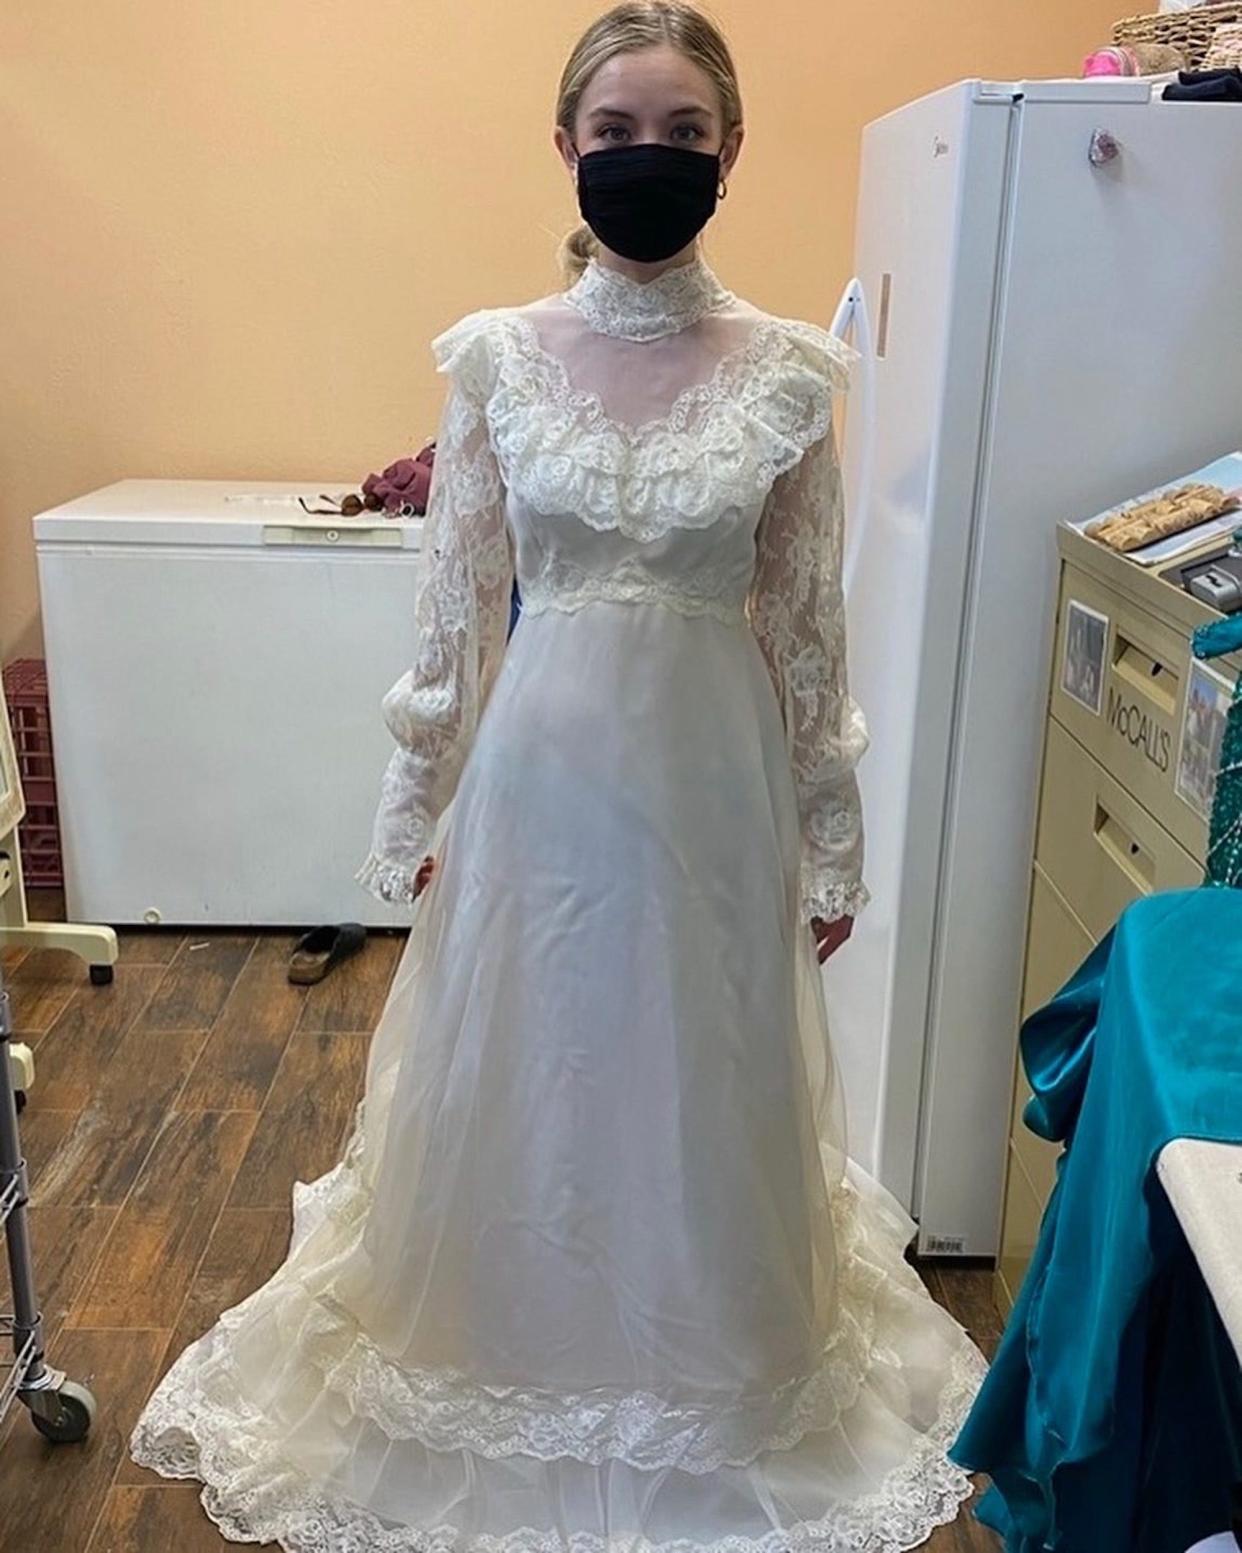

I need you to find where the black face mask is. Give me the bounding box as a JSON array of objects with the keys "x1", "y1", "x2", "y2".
[{"x1": 574, "y1": 143, "x2": 720, "y2": 265}]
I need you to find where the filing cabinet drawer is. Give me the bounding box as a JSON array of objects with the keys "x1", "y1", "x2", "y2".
[
  {"x1": 1009, "y1": 868, "x2": 1089, "y2": 1205},
  {"x1": 1021, "y1": 865, "x2": 1095, "y2": 1022},
  {"x1": 1050, "y1": 564, "x2": 1231, "y2": 859},
  {"x1": 1010, "y1": 1060, "x2": 1060, "y2": 1206},
  {"x1": 1035, "y1": 718, "x2": 1202, "y2": 942},
  {"x1": 996, "y1": 1145, "x2": 1046, "y2": 1315}
]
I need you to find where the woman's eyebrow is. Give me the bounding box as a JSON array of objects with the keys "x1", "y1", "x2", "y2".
[{"x1": 585, "y1": 104, "x2": 712, "y2": 120}]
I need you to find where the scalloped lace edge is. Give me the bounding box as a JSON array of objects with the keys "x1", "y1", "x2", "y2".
[{"x1": 129, "y1": 1336, "x2": 986, "y2": 1553}]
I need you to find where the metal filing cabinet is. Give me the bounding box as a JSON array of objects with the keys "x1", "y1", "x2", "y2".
[{"x1": 994, "y1": 521, "x2": 1242, "y2": 1316}]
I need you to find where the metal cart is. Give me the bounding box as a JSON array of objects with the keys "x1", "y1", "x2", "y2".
[{"x1": 0, "y1": 964, "x2": 96, "y2": 1443}]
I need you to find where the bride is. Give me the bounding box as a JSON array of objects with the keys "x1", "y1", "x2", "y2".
[{"x1": 129, "y1": 3, "x2": 989, "y2": 1547}]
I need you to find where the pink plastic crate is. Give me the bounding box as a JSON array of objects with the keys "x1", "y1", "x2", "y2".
[{"x1": 3, "y1": 658, "x2": 63, "y2": 887}]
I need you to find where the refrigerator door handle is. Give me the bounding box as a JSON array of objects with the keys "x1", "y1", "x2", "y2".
[{"x1": 830, "y1": 278, "x2": 876, "y2": 598}]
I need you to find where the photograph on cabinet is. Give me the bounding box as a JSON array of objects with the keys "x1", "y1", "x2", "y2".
[
  {"x1": 1176, "y1": 658, "x2": 1234, "y2": 822},
  {"x1": 1060, "y1": 599, "x2": 1109, "y2": 717}
]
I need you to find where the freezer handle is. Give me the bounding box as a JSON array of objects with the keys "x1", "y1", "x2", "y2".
[
  {"x1": 829, "y1": 278, "x2": 876, "y2": 598},
  {"x1": 261, "y1": 524, "x2": 404, "y2": 548}
]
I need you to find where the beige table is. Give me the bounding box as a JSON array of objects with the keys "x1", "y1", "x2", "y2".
[{"x1": 1158, "y1": 1136, "x2": 1242, "y2": 1367}]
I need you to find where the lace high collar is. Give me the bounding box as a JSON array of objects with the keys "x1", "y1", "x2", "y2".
[{"x1": 564, "y1": 254, "x2": 734, "y2": 342}]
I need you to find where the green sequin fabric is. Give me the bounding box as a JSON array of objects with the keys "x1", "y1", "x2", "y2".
[{"x1": 1191, "y1": 610, "x2": 1242, "y2": 890}]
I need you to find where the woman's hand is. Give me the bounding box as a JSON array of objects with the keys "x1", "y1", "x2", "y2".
[
  {"x1": 811, "y1": 914, "x2": 853, "y2": 964},
  {"x1": 413, "y1": 855, "x2": 436, "y2": 898}
]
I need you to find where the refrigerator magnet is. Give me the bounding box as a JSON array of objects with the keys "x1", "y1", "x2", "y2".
[
  {"x1": 1175, "y1": 659, "x2": 1234, "y2": 823},
  {"x1": 1061, "y1": 600, "x2": 1109, "y2": 717}
]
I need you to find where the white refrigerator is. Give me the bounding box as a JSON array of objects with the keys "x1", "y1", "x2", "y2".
[{"x1": 826, "y1": 78, "x2": 1242, "y2": 1256}]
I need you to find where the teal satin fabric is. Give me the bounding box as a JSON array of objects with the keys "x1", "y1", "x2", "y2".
[{"x1": 948, "y1": 887, "x2": 1242, "y2": 1551}]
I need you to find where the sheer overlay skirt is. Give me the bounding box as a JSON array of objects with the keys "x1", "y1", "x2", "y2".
[{"x1": 129, "y1": 604, "x2": 988, "y2": 1551}]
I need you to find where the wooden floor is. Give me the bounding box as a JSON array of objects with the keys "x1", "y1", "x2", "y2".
[{"x1": 0, "y1": 895, "x2": 1003, "y2": 1551}]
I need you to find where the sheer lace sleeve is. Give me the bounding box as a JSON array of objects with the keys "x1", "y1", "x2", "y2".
[
  {"x1": 748, "y1": 415, "x2": 870, "y2": 926},
  {"x1": 356, "y1": 312, "x2": 515, "y2": 904}
]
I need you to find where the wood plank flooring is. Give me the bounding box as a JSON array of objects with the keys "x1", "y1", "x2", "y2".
[{"x1": 0, "y1": 892, "x2": 1002, "y2": 1550}]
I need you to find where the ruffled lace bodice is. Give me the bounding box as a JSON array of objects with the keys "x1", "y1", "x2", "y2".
[{"x1": 357, "y1": 254, "x2": 870, "y2": 924}]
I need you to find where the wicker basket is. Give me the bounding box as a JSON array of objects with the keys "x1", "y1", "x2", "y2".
[
  {"x1": 1114, "y1": 3, "x2": 1242, "y2": 68},
  {"x1": 1204, "y1": 19, "x2": 1242, "y2": 64}
]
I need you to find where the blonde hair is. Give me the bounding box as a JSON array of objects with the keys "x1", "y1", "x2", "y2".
[{"x1": 555, "y1": 2, "x2": 743, "y2": 283}]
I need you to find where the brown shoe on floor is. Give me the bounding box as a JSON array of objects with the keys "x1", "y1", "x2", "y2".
[{"x1": 288, "y1": 922, "x2": 366, "y2": 985}]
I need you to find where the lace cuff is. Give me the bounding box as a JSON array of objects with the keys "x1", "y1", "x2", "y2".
[
  {"x1": 803, "y1": 869, "x2": 871, "y2": 927},
  {"x1": 355, "y1": 853, "x2": 424, "y2": 906},
  {"x1": 356, "y1": 747, "x2": 437, "y2": 904}
]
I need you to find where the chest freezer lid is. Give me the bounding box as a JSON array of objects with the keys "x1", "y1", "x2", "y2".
[{"x1": 32, "y1": 478, "x2": 423, "y2": 549}]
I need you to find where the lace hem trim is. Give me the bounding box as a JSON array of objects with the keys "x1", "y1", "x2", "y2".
[{"x1": 129, "y1": 1327, "x2": 986, "y2": 1553}]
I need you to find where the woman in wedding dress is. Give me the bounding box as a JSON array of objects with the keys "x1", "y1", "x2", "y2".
[{"x1": 129, "y1": 4, "x2": 989, "y2": 1547}]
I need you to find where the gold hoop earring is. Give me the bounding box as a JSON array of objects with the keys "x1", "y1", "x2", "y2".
[{"x1": 717, "y1": 177, "x2": 728, "y2": 200}]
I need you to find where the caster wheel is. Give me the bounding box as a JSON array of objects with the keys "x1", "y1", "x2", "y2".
[
  {"x1": 89, "y1": 964, "x2": 113, "y2": 986},
  {"x1": 15, "y1": 1090, "x2": 25, "y2": 1114},
  {"x1": 31, "y1": 1380, "x2": 97, "y2": 1444}
]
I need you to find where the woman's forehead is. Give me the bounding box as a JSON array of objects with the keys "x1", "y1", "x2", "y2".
[{"x1": 578, "y1": 46, "x2": 718, "y2": 118}]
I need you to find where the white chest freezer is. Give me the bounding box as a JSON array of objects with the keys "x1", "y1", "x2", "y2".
[{"x1": 33, "y1": 479, "x2": 425, "y2": 928}]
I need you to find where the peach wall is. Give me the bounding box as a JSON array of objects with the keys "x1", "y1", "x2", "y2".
[{"x1": 1, "y1": 1, "x2": 1124, "y2": 660}]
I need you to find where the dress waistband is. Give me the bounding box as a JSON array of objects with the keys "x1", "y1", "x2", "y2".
[{"x1": 518, "y1": 573, "x2": 748, "y2": 626}]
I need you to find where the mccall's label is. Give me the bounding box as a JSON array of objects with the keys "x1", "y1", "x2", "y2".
[{"x1": 1105, "y1": 685, "x2": 1172, "y2": 774}]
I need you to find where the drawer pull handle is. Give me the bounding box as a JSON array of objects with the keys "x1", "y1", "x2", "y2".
[
  {"x1": 1094, "y1": 802, "x2": 1155, "y2": 892},
  {"x1": 1113, "y1": 631, "x2": 1179, "y2": 716}
]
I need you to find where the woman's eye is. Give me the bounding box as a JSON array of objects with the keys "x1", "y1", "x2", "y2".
[
  {"x1": 598, "y1": 124, "x2": 629, "y2": 142},
  {"x1": 672, "y1": 124, "x2": 706, "y2": 142}
]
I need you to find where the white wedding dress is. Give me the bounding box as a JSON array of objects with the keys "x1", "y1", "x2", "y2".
[{"x1": 130, "y1": 253, "x2": 989, "y2": 1552}]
